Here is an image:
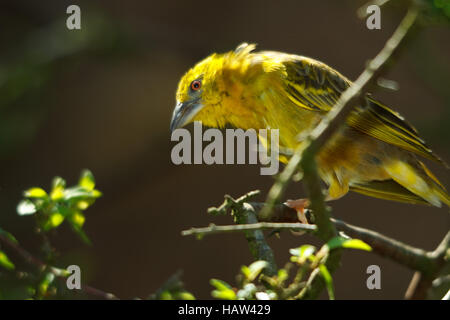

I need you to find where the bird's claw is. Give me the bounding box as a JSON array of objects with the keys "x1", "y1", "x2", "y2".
[{"x1": 284, "y1": 198, "x2": 310, "y2": 224}]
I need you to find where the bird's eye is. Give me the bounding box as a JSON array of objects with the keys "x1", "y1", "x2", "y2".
[{"x1": 190, "y1": 80, "x2": 201, "y2": 91}]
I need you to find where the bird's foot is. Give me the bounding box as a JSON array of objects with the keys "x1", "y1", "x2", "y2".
[{"x1": 284, "y1": 198, "x2": 310, "y2": 224}]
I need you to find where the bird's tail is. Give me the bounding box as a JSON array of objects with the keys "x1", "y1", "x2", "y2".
[{"x1": 384, "y1": 159, "x2": 450, "y2": 208}]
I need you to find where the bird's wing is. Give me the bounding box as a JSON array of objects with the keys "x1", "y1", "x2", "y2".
[
  {"x1": 283, "y1": 57, "x2": 348, "y2": 112},
  {"x1": 350, "y1": 180, "x2": 431, "y2": 205},
  {"x1": 283, "y1": 56, "x2": 445, "y2": 164},
  {"x1": 347, "y1": 98, "x2": 445, "y2": 163}
]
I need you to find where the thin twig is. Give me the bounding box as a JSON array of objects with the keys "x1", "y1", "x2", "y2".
[
  {"x1": 0, "y1": 234, "x2": 119, "y2": 300},
  {"x1": 182, "y1": 222, "x2": 317, "y2": 237},
  {"x1": 148, "y1": 270, "x2": 187, "y2": 300}
]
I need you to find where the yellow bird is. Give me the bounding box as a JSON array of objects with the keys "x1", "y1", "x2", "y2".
[{"x1": 170, "y1": 43, "x2": 449, "y2": 221}]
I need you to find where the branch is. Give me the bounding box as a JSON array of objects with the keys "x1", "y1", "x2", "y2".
[
  {"x1": 182, "y1": 221, "x2": 316, "y2": 237},
  {"x1": 404, "y1": 231, "x2": 450, "y2": 299},
  {"x1": 207, "y1": 191, "x2": 278, "y2": 276},
  {"x1": 257, "y1": 203, "x2": 448, "y2": 276},
  {"x1": 333, "y1": 220, "x2": 448, "y2": 275},
  {"x1": 0, "y1": 233, "x2": 119, "y2": 300},
  {"x1": 184, "y1": 202, "x2": 445, "y2": 275},
  {"x1": 148, "y1": 270, "x2": 195, "y2": 300},
  {"x1": 238, "y1": 205, "x2": 278, "y2": 276}
]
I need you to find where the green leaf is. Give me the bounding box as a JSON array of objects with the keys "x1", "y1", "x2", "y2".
[
  {"x1": 0, "y1": 227, "x2": 18, "y2": 244},
  {"x1": 69, "y1": 211, "x2": 85, "y2": 228},
  {"x1": 290, "y1": 245, "x2": 316, "y2": 263},
  {"x1": 319, "y1": 264, "x2": 334, "y2": 300},
  {"x1": 341, "y1": 239, "x2": 372, "y2": 251},
  {"x1": 430, "y1": 0, "x2": 450, "y2": 19},
  {"x1": 50, "y1": 177, "x2": 66, "y2": 200},
  {"x1": 92, "y1": 189, "x2": 102, "y2": 198},
  {"x1": 0, "y1": 250, "x2": 15, "y2": 270},
  {"x1": 24, "y1": 187, "x2": 47, "y2": 199},
  {"x1": 210, "y1": 278, "x2": 232, "y2": 291},
  {"x1": 79, "y1": 169, "x2": 95, "y2": 191},
  {"x1": 76, "y1": 200, "x2": 90, "y2": 210},
  {"x1": 52, "y1": 176, "x2": 66, "y2": 190},
  {"x1": 17, "y1": 199, "x2": 37, "y2": 215},
  {"x1": 63, "y1": 186, "x2": 100, "y2": 202},
  {"x1": 42, "y1": 212, "x2": 65, "y2": 231},
  {"x1": 50, "y1": 187, "x2": 64, "y2": 201},
  {"x1": 210, "y1": 279, "x2": 236, "y2": 300},
  {"x1": 195, "y1": 233, "x2": 204, "y2": 240},
  {"x1": 70, "y1": 224, "x2": 92, "y2": 245},
  {"x1": 177, "y1": 291, "x2": 196, "y2": 300},
  {"x1": 159, "y1": 290, "x2": 173, "y2": 300},
  {"x1": 211, "y1": 289, "x2": 236, "y2": 300},
  {"x1": 290, "y1": 245, "x2": 316, "y2": 258},
  {"x1": 241, "y1": 265, "x2": 250, "y2": 279},
  {"x1": 39, "y1": 272, "x2": 55, "y2": 296},
  {"x1": 327, "y1": 236, "x2": 372, "y2": 252},
  {"x1": 277, "y1": 268, "x2": 288, "y2": 283},
  {"x1": 245, "y1": 260, "x2": 268, "y2": 281}
]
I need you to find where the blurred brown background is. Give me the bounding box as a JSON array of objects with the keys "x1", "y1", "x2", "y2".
[{"x1": 0, "y1": 0, "x2": 449, "y2": 299}]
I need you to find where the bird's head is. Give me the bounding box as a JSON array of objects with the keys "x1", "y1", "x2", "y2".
[{"x1": 170, "y1": 43, "x2": 258, "y2": 132}]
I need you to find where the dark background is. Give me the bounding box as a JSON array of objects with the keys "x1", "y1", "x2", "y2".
[{"x1": 0, "y1": 0, "x2": 449, "y2": 299}]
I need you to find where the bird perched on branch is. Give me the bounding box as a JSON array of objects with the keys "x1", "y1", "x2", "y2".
[{"x1": 170, "y1": 43, "x2": 449, "y2": 222}]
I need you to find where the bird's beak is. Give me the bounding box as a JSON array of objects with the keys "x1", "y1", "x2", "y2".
[{"x1": 170, "y1": 99, "x2": 202, "y2": 132}]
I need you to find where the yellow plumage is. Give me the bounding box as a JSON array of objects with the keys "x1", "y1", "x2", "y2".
[{"x1": 171, "y1": 43, "x2": 449, "y2": 208}]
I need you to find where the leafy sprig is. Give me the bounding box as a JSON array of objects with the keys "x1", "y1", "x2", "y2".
[{"x1": 17, "y1": 169, "x2": 101, "y2": 244}]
